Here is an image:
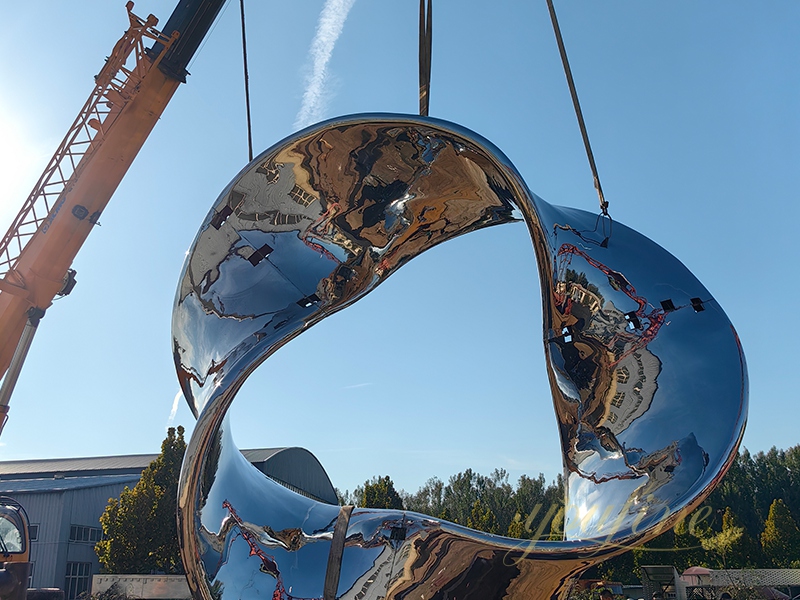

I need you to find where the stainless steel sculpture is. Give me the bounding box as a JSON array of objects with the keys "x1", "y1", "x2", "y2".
[{"x1": 173, "y1": 114, "x2": 747, "y2": 600}]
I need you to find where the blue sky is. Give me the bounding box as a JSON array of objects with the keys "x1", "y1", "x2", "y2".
[{"x1": 0, "y1": 1, "x2": 797, "y2": 497}]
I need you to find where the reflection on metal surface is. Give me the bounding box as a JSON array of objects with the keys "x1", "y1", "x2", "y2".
[{"x1": 173, "y1": 114, "x2": 747, "y2": 599}]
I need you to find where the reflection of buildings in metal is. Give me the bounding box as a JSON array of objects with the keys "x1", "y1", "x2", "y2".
[
  {"x1": 172, "y1": 114, "x2": 748, "y2": 599},
  {"x1": 607, "y1": 347, "x2": 660, "y2": 432}
]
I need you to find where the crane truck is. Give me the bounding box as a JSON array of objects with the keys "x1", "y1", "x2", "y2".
[
  {"x1": 0, "y1": 0, "x2": 227, "y2": 437},
  {"x1": 0, "y1": 0, "x2": 228, "y2": 596}
]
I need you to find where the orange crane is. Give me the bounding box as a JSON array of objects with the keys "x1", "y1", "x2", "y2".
[{"x1": 0, "y1": 0, "x2": 226, "y2": 435}]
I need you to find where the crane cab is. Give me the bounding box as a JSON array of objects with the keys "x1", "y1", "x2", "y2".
[
  {"x1": 0, "y1": 498, "x2": 28, "y2": 564},
  {"x1": 0, "y1": 497, "x2": 30, "y2": 600}
]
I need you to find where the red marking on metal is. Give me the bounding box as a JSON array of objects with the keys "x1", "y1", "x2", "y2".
[
  {"x1": 222, "y1": 500, "x2": 288, "y2": 599},
  {"x1": 556, "y1": 243, "x2": 668, "y2": 366}
]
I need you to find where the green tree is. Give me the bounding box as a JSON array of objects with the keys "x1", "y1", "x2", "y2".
[
  {"x1": 708, "y1": 507, "x2": 762, "y2": 569},
  {"x1": 481, "y1": 469, "x2": 515, "y2": 535},
  {"x1": 404, "y1": 477, "x2": 445, "y2": 517},
  {"x1": 335, "y1": 488, "x2": 356, "y2": 505},
  {"x1": 547, "y1": 506, "x2": 564, "y2": 541},
  {"x1": 443, "y1": 469, "x2": 482, "y2": 526},
  {"x1": 760, "y1": 499, "x2": 800, "y2": 568},
  {"x1": 705, "y1": 449, "x2": 761, "y2": 539},
  {"x1": 784, "y1": 446, "x2": 800, "y2": 513},
  {"x1": 467, "y1": 498, "x2": 499, "y2": 534},
  {"x1": 507, "y1": 512, "x2": 526, "y2": 538},
  {"x1": 513, "y1": 473, "x2": 546, "y2": 534},
  {"x1": 701, "y1": 509, "x2": 743, "y2": 569},
  {"x1": 360, "y1": 476, "x2": 404, "y2": 509},
  {"x1": 96, "y1": 426, "x2": 186, "y2": 574},
  {"x1": 751, "y1": 449, "x2": 791, "y2": 527},
  {"x1": 671, "y1": 516, "x2": 714, "y2": 570}
]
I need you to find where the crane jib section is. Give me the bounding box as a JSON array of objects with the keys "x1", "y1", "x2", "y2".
[
  {"x1": 0, "y1": 3, "x2": 180, "y2": 381},
  {"x1": 0, "y1": 5, "x2": 177, "y2": 279}
]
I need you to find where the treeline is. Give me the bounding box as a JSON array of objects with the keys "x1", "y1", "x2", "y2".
[
  {"x1": 338, "y1": 445, "x2": 800, "y2": 583},
  {"x1": 339, "y1": 469, "x2": 567, "y2": 540}
]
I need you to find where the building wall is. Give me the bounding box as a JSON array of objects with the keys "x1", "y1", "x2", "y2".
[
  {"x1": 7, "y1": 480, "x2": 135, "y2": 596},
  {"x1": 12, "y1": 489, "x2": 66, "y2": 589}
]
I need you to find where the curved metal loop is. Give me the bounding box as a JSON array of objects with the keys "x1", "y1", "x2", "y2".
[{"x1": 173, "y1": 114, "x2": 747, "y2": 600}]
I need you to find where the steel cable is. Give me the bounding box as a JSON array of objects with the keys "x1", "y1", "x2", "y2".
[{"x1": 546, "y1": 0, "x2": 609, "y2": 217}]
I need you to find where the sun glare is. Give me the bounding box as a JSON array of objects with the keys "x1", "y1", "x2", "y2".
[{"x1": 0, "y1": 98, "x2": 50, "y2": 236}]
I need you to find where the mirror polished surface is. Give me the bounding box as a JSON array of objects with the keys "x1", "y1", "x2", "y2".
[{"x1": 173, "y1": 114, "x2": 747, "y2": 599}]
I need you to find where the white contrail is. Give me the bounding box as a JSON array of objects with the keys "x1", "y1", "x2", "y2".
[
  {"x1": 294, "y1": 0, "x2": 357, "y2": 130},
  {"x1": 343, "y1": 382, "x2": 372, "y2": 389},
  {"x1": 168, "y1": 389, "x2": 182, "y2": 424}
]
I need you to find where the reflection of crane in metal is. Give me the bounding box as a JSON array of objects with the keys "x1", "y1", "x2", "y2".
[
  {"x1": 556, "y1": 243, "x2": 668, "y2": 365},
  {"x1": 221, "y1": 500, "x2": 290, "y2": 600},
  {"x1": 0, "y1": 0, "x2": 226, "y2": 435}
]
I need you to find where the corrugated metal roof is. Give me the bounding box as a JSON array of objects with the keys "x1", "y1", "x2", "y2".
[
  {"x1": 0, "y1": 454, "x2": 159, "y2": 477},
  {"x1": 0, "y1": 474, "x2": 141, "y2": 493},
  {"x1": 0, "y1": 447, "x2": 337, "y2": 505},
  {"x1": 0, "y1": 449, "x2": 286, "y2": 480},
  {"x1": 240, "y1": 448, "x2": 284, "y2": 463}
]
